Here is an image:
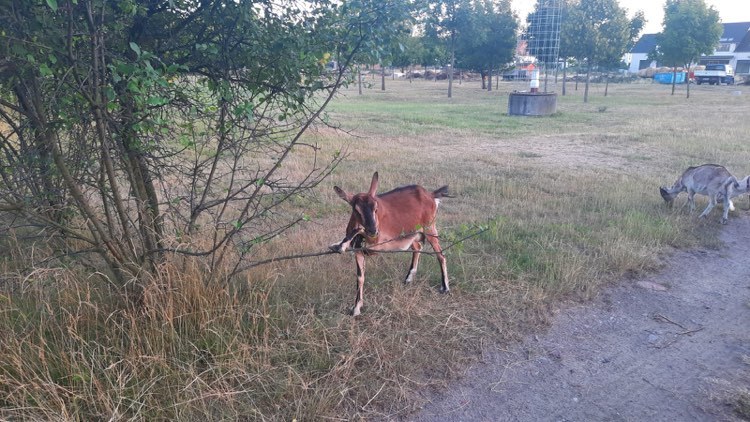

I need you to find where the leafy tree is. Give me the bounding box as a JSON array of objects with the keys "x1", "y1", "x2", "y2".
[
  {"x1": 562, "y1": 0, "x2": 643, "y2": 102},
  {"x1": 389, "y1": 34, "x2": 425, "y2": 82},
  {"x1": 380, "y1": 19, "x2": 413, "y2": 90},
  {"x1": 419, "y1": 24, "x2": 450, "y2": 78},
  {"x1": 652, "y1": 0, "x2": 722, "y2": 97},
  {"x1": 557, "y1": 0, "x2": 583, "y2": 95},
  {"x1": 455, "y1": 0, "x2": 518, "y2": 90},
  {"x1": 425, "y1": 0, "x2": 469, "y2": 97},
  {"x1": 599, "y1": 10, "x2": 644, "y2": 96},
  {"x1": 0, "y1": 0, "x2": 407, "y2": 287}
]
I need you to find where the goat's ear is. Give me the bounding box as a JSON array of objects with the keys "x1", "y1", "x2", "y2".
[
  {"x1": 368, "y1": 172, "x2": 379, "y2": 196},
  {"x1": 334, "y1": 186, "x2": 352, "y2": 203}
]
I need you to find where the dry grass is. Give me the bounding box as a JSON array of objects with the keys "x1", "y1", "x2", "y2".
[{"x1": 3, "y1": 79, "x2": 750, "y2": 420}]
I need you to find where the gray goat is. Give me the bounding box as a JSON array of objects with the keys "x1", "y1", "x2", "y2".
[{"x1": 660, "y1": 164, "x2": 750, "y2": 224}]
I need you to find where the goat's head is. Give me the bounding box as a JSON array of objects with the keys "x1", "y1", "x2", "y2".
[
  {"x1": 334, "y1": 172, "x2": 380, "y2": 238},
  {"x1": 659, "y1": 186, "x2": 676, "y2": 208},
  {"x1": 736, "y1": 176, "x2": 750, "y2": 195}
]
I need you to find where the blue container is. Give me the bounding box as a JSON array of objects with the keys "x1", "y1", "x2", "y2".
[{"x1": 654, "y1": 72, "x2": 686, "y2": 84}]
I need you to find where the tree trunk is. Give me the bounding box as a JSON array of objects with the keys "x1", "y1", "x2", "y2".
[
  {"x1": 487, "y1": 67, "x2": 493, "y2": 92},
  {"x1": 562, "y1": 62, "x2": 567, "y2": 96},
  {"x1": 480, "y1": 71, "x2": 486, "y2": 89},
  {"x1": 381, "y1": 65, "x2": 385, "y2": 91},
  {"x1": 448, "y1": 31, "x2": 455, "y2": 98},
  {"x1": 584, "y1": 64, "x2": 591, "y2": 103},
  {"x1": 555, "y1": 63, "x2": 559, "y2": 84},
  {"x1": 671, "y1": 66, "x2": 676, "y2": 96},
  {"x1": 358, "y1": 66, "x2": 363, "y2": 95},
  {"x1": 686, "y1": 64, "x2": 691, "y2": 99},
  {"x1": 604, "y1": 73, "x2": 609, "y2": 96}
]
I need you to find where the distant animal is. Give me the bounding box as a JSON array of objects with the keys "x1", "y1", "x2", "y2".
[
  {"x1": 659, "y1": 164, "x2": 750, "y2": 224},
  {"x1": 330, "y1": 172, "x2": 450, "y2": 316}
]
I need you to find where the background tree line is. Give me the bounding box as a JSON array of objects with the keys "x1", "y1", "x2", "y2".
[{"x1": 0, "y1": 0, "x2": 661, "y2": 288}]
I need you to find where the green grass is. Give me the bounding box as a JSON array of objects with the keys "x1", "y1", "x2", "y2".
[{"x1": 3, "y1": 78, "x2": 750, "y2": 420}]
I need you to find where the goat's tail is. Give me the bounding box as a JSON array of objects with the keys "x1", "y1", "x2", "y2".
[{"x1": 433, "y1": 185, "x2": 452, "y2": 199}]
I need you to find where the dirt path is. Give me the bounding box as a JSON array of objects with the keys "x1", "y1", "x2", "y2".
[{"x1": 412, "y1": 216, "x2": 750, "y2": 422}]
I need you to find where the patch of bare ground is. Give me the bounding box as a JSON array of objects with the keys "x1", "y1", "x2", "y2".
[
  {"x1": 411, "y1": 215, "x2": 750, "y2": 422},
  {"x1": 456, "y1": 133, "x2": 660, "y2": 174},
  {"x1": 342, "y1": 129, "x2": 660, "y2": 177}
]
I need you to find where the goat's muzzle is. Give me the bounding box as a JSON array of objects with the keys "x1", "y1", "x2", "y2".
[{"x1": 659, "y1": 187, "x2": 675, "y2": 207}]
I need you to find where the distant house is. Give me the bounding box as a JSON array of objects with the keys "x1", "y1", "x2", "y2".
[
  {"x1": 627, "y1": 33, "x2": 658, "y2": 73},
  {"x1": 627, "y1": 22, "x2": 750, "y2": 75}
]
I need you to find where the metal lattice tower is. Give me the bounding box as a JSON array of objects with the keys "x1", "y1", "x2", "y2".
[{"x1": 526, "y1": 0, "x2": 562, "y2": 91}]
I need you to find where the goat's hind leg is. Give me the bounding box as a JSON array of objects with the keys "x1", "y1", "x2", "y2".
[
  {"x1": 687, "y1": 191, "x2": 697, "y2": 213},
  {"x1": 424, "y1": 229, "x2": 449, "y2": 293},
  {"x1": 698, "y1": 195, "x2": 717, "y2": 220}
]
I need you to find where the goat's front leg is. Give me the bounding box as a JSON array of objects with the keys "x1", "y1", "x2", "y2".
[
  {"x1": 329, "y1": 227, "x2": 364, "y2": 254},
  {"x1": 404, "y1": 237, "x2": 423, "y2": 284},
  {"x1": 351, "y1": 252, "x2": 366, "y2": 316},
  {"x1": 721, "y1": 193, "x2": 732, "y2": 224}
]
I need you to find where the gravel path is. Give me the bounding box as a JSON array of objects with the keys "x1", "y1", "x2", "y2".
[{"x1": 412, "y1": 216, "x2": 750, "y2": 422}]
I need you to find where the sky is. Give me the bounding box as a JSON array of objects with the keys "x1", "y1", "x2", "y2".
[{"x1": 511, "y1": 0, "x2": 750, "y2": 35}]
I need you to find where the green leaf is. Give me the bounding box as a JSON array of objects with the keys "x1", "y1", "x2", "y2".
[
  {"x1": 104, "y1": 87, "x2": 115, "y2": 101},
  {"x1": 39, "y1": 63, "x2": 52, "y2": 77},
  {"x1": 116, "y1": 63, "x2": 136, "y2": 75},
  {"x1": 129, "y1": 42, "x2": 142, "y2": 57},
  {"x1": 147, "y1": 96, "x2": 168, "y2": 106},
  {"x1": 46, "y1": 0, "x2": 58, "y2": 12},
  {"x1": 126, "y1": 80, "x2": 141, "y2": 93}
]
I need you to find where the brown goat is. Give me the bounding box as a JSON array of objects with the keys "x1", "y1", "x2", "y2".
[{"x1": 330, "y1": 172, "x2": 450, "y2": 316}]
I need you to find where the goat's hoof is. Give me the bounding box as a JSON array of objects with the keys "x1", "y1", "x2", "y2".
[
  {"x1": 721, "y1": 218, "x2": 728, "y2": 225},
  {"x1": 329, "y1": 243, "x2": 344, "y2": 254},
  {"x1": 350, "y1": 307, "x2": 361, "y2": 316},
  {"x1": 440, "y1": 288, "x2": 450, "y2": 294}
]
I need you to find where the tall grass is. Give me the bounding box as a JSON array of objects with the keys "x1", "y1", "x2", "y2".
[{"x1": 3, "y1": 79, "x2": 750, "y2": 419}]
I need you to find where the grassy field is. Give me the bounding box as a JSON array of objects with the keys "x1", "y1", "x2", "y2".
[{"x1": 2, "y1": 78, "x2": 750, "y2": 420}]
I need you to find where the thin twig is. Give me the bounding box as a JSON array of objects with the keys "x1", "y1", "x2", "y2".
[
  {"x1": 652, "y1": 313, "x2": 687, "y2": 330},
  {"x1": 232, "y1": 227, "x2": 488, "y2": 274},
  {"x1": 677, "y1": 327, "x2": 704, "y2": 336}
]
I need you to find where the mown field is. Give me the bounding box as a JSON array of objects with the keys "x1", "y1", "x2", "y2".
[{"x1": 2, "y1": 77, "x2": 750, "y2": 420}]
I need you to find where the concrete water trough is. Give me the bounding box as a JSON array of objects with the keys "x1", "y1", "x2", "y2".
[{"x1": 508, "y1": 91, "x2": 557, "y2": 116}]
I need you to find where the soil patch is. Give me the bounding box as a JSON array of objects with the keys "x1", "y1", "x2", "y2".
[{"x1": 411, "y1": 215, "x2": 750, "y2": 421}]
